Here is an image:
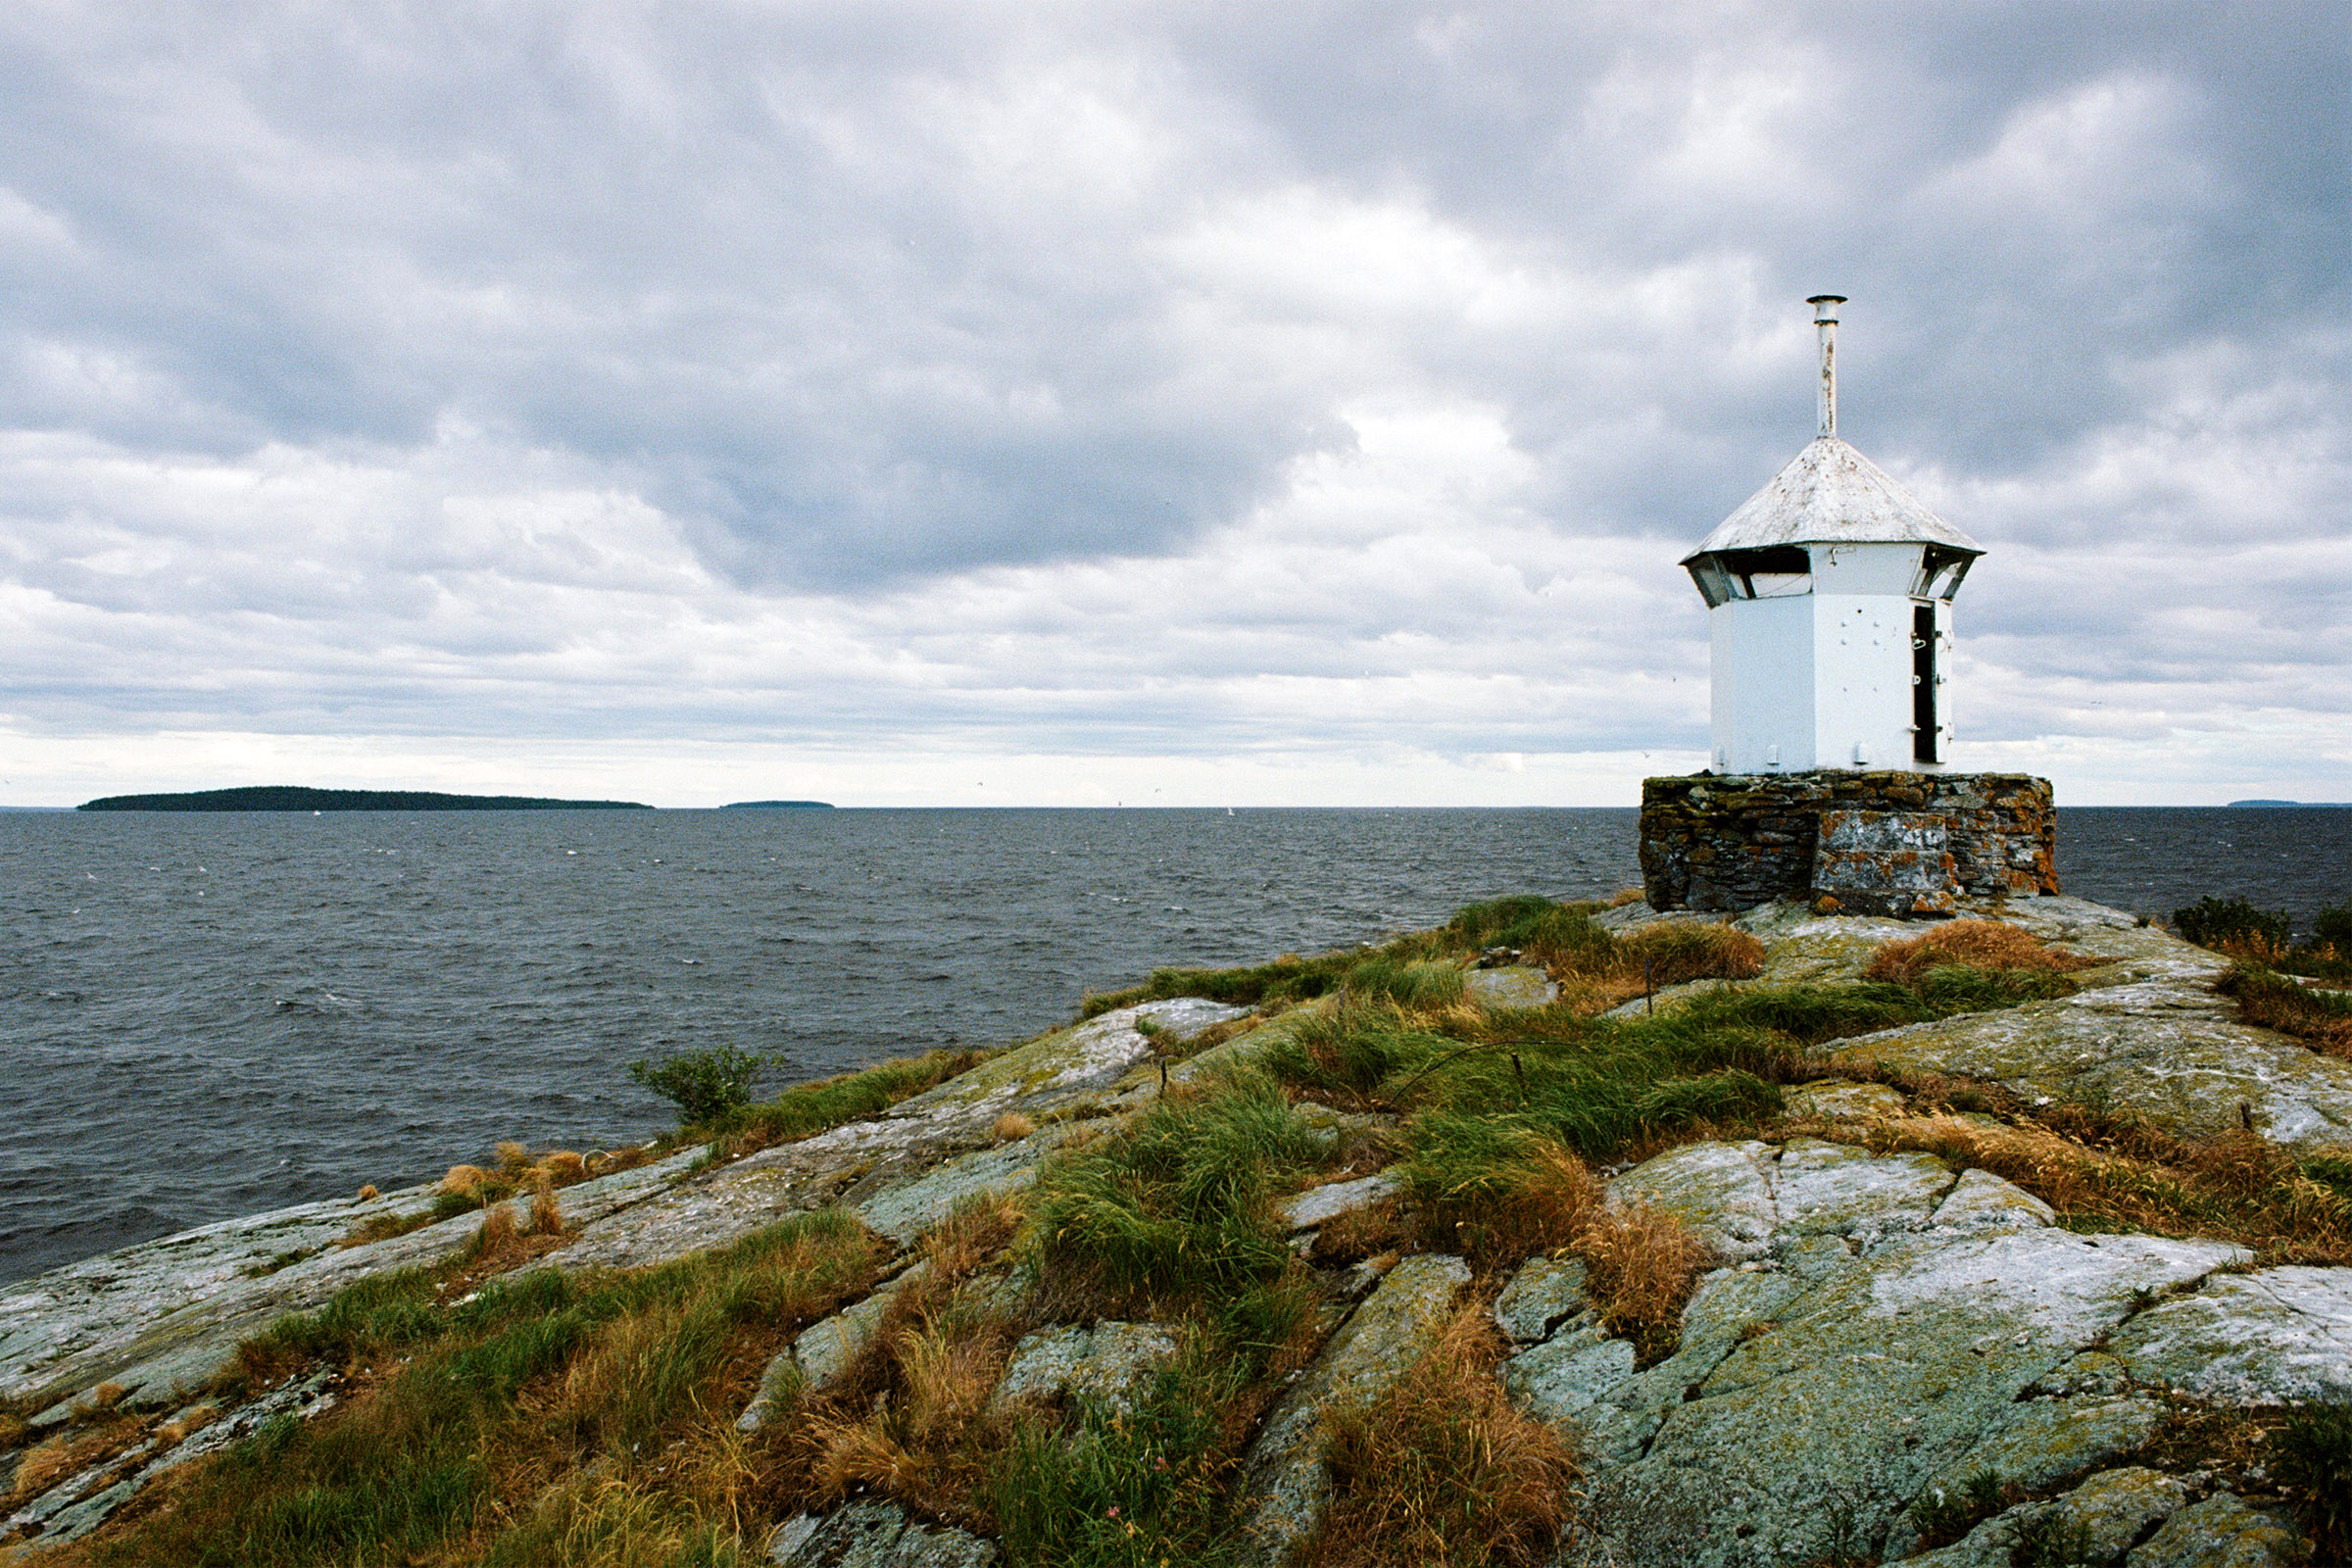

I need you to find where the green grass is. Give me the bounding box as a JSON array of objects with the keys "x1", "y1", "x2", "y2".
[
  {"x1": 1030, "y1": 1071, "x2": 1333, "y2": 1383},
  {"x1": 112, "y1": 1211, "x2": 878, "y2": 1568},
  {"x1": 986, "y1": 1361, "x2": 1241, "y2": 1568},
  {"x1": 1080, "y1": 951, "x2": 1363, "y2": 1016},
  {"x1": 727, "y1": 1048, "x2": 985, "y2": 1144},
  {"x1": 2277, "y1": 1402, "x2": 2352, "y2": 1558}
]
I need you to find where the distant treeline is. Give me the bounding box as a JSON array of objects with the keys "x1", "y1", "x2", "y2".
[
  {"x1": 76, "y1": 786, "x2": 653, "y2": 812},
  {"x1": 721, "y1": 801, "x2": 835, "y2": 809}
]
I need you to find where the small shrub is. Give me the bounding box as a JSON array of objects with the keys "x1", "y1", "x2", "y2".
[
  {"x1": 994, "y1": 1112, "x2": 1037, "y2": 1143},
  {"x1": 2174, "y1": 897, "x2": 2293, "y2": 961},
  {"x1": 627, "y1": 1045, "x2": 772, "y2": 1128},
  {"x1": 2277, "y1": 1401, "x2": 2352, "y2": 1557},
  {"x1": 1305, "y1": 1305, "x2": 1576, "y2": 1567},
  {"x1": 2317, "y1": 902, "x2": 2352, "y2": 957}
]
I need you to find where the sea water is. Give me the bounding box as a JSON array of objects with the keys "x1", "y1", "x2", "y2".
[{"x1": 3, "y1": 806, "x2": 2346, "y2": 1283}]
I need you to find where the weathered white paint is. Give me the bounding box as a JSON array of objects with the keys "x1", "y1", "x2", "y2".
[{"x1": 1683, "y1": 301, "x2": 1980, "y2": 774}]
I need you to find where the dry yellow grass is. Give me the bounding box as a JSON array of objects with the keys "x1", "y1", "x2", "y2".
[
  {"x1": 355, "y1": 1184, "x2": 379, "y2": 1202},
  {"x1": 494, "y1": 1141, "x2": 534, "y2": 1178},
  {"x1": 528, "y1": 1179, "x2": 564, "y2": 1238},
  {"x1": 1577, "y1": 1202, "x2": 1715, "y2": 1362},
  {"x1": 542, "y1": 1151, "x2": 590, "y2": 1186},
  {"x1": 1612, "y1": 921, "x2": 1766, "y2": 988},
  {"x1": 153, "y1": 1404, "x2": 217, "y2": 1447},
  {"x1": 1304, "y1": 1302, "x2": 1577, "y2": 1567},
  {"x1": 1604, "y1": 887, "x2": 1645, "y2": 908},
  {"x1": 1831, "y1": 1102, "x2": 2352, "y2": 1266},
  {"x1": 990, "y1": 1112, "x2": 1035, "y2": 1144},
  {"x1": 588, "y1": 1146, "x2": 654, "y2": 1178},
  {"x1": 1862, "y1": 919, "x2": 2092, "y2": 987},
  {"x1": 8, "y1": 1419, "x2": 140, "y2": 1503},
  {"x1": 475, "y1": 1201, "x2": 520, "y2": 1255},
  {"x1": 439, "y1": 1163, "x2": 493, "y2": 1197}
]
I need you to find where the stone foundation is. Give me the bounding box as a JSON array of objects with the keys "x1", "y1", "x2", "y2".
[{"x1": 1639, "y1": 771, "x2": 2057, "y2": 917}]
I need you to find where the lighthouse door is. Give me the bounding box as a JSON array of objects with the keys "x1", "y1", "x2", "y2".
[{"x1": 1912, "y1": 603, "x2": 1937, "y2": 762}]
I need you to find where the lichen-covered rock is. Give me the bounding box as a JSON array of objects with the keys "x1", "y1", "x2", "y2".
[
  {"x1": 1888, "y1": 1398, "x2": 2169, "y2": 1555},
  {"x1": 1771, "y1": 1138, "x2": 1956, "y2": 1242},
  {"x1": 1279, "y1": 1172, "x2": 1400, "y2": 1231},
  {"x1": 1785, "y1": 1080, "x2": 1910, "y2": 1121},
  {"x1": 769, "y1": 1500, "x2": 996, "y2": 1566},
  {"x1": 1494, "y1": 1256, "x2": 1589, "y2": 1345},
  {"x1": 1895, "y1": 1467, "x2": 2193, "y2": 1568},
  {"x1": 1465, "y1": 966, "x2": 1557, "y2": 1009},
  {"x1": 1233, "y1": 1252, "x2": 1470, "y2": 1566},
  {"x1": 2058, "y1": 1467, "x2": 2195, "y2": 1562},
  {"x1": 849, "y1": 1134, "x2": 1069, "y2": 1246},
  {"x1": 559, "y1": 1003, "x2": 1248, "y2": 1277},
  {"x1": 1527, "y1": 1139, "x2": 2255, "y2": 1568},
  {"x1": 1501, "y1": 1322, "x2": 1635, "y2": 1420},
  {"x1": 1610, "y1": 1140, "x2": 1780, "y2": 1261},
  {"x1": 986, "y1": 1321, "x2": 1180, "y2": 1417},
  {"x1": 1, "y1": 1149, "x2": 701, "y2": 1411},
  {"x1": 2126, "y1": 1493, "x2": 2305, "y2": 1567},
  {"x1": 2109, "y1": 1265, "x2": 2352, "y2": 1403},
  {"x1": 1930, "y1": 1168, "x2": 2058, "y2": 1234},
  {"x1": 792, "y1": 1274, "x2": 915, "y2": 1394},
  {"x1": 12, "y1": 1369, "x2": 339, "y2": 1545}
]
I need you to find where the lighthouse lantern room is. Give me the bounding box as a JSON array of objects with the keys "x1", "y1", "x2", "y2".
[{"x1": 1683, "y1": 296, "x2": 1984, "y2": 774}]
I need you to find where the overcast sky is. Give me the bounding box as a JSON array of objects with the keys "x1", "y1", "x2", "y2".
[{"x1": 2, "y1": 2, "x2": 2345, "y2": 807}]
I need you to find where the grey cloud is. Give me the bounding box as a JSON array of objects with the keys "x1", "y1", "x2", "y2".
[{"x1": 0, "y1": 1, "x2": 2345, "y2": 791}]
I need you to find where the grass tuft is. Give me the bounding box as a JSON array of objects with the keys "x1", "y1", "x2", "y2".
[
  {"x1": 1862, "y1": 920, "x2": 2091, "y2": 987},
  {"x1": 2276, "y1": 1402, "x2": 2352, "y2": 1559},
  {"x1": 2219, "y1": 965, "x2": 2352, "y2": 1055},
  {"x1": 1304, "y1": 1304, "x2": 1576, "y2": 1568}
]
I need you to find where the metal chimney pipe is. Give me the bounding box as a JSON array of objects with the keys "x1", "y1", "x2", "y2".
[{"x1": 1808, "y1": 294, "x2": 1846, "y2": 438}]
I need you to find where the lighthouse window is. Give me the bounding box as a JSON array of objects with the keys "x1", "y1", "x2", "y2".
[
  {"x1": 1722, "y1": 546, "x2": 1812, "y2": 600},
  {"x1": 1912, "y1": 546, "x2": 1974, "y2": 601},
  {"x1": 1687, "y1": 547, "x2": 1815, "y2": 607}
]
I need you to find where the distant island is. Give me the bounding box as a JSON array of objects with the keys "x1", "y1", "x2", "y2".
[
  {"x1": 2227, "y1": 799, "x2": 2352, "y2": 808},
  {"x1": 76, "y1": 787, "x2": 653, "y2": 812},
  {"x1": 721, "y1": 800, "x2": 835, "y2": 809}
]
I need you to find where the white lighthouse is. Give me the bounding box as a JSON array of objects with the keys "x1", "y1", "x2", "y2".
[{"x1": 1683, "y1": 296, "x2": 1984, "y2": 774}]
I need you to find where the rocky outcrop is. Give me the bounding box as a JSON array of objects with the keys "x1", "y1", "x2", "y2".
[
  {"x1": 1501, "y1": 1135, "x2": 2346, "y2": 1566},
  {"x1": 0, "y1": 1148, "x2": 702, "y2": 1415},
  {"x1": 1232, "y1": 1252, "x2": 1471, "y2": 1565},
  {"x1": 986, "y1": 1321, "x2": 1180, "y2": 1417},
  {"x1": 768, "y1": 1500, "x2": 997, "y2": 1566}
]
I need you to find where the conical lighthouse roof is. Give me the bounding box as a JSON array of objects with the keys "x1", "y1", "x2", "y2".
[{"x1": 1681, "y1": 436, "x2": 1982, "y2": 564}]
